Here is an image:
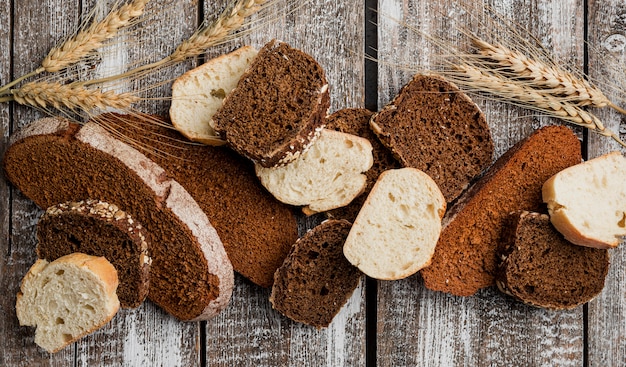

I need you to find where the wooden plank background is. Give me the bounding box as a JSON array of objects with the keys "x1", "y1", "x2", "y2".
[{"x1": 0, "y1": 0, "x2": 624, "y2": 366}]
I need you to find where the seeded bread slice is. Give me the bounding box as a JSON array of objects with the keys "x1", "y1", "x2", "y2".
[
  {"x1": 255, "y1": 129, "x2": 374, "y2": 214},
  {"x1": 270, "y1": 220, "x2": 361, "y2": 328},
  {"x1": 16, "y1": 253, "x2": 120, "y2": 353},
  {"x1": 542, "y1": 151, "x2": 626, "y2": 249},
  {"x1": 343, "y1": 168, "x2": 446, "y2": 280},
  {"x1": 370, "y1": 73, "x2": 494, "y2": 203},
  {"x1": 3, "y1": 117, "x2": 233, "y2": 321},
  {"x1": 213, "y1": 39, "x2": 330, "y2": 167},
  {"x1": 496, "y1": 211, "x2": 609, "y2": 310},
  {"x1": 170, "y1": 46, "x2": 258, "y2": 144},
  {"x1": 420, "y1": 126, "x2": 582, "y2": 296},
  {"x1": 325, "y1": 108, "x2": 401, "y2": 222},
  {"x1": 37, "y1": 199, "x2": 151, "y2": 309}
]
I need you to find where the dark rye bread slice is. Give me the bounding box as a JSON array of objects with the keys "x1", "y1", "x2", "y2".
[
  {"x1": 325, "y1": 108, "x2": 401, "y2": 222},
  {"x1": 370, "y1": 73, "x2": 494, "y2": 203},
  {"x1": 37, "y1": 199, "x2": 151, "y2": 309},
  {"x1": 213, "y1": 39, "x2": 330, "y2": 167},
  {"x1": 96, "y1": 113, "x2": 299, "y2": 288},
  {"x1": 496, "y1": 211, "x2": 609, "y2": 309},
  {"x1": 420, "y1": 125, "x2": 582, "y2": 296},
  {"x1": 3, "y1": 118, "x2": 233, "y2": 321},
  {"x1": 270, "y1": 220, "x2": 361, "y2": 328}
]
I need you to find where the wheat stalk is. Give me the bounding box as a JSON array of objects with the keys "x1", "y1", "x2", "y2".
[{"x1": 10, "y1": 81, "x2": 140, "y2": 112}]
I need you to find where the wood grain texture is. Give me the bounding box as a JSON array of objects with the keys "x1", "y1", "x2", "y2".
[
  {"x1": 202, "y1": 1, "x2": 367, "y2": 366},
  {"x1": 376, "y1": 1, "x2": 586, "y2": 366},
  {"x1": 587, "y1": 0, "x2": 626, "y2": 366}
]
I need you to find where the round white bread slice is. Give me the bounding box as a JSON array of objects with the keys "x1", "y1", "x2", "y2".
[
  {"x1": 170, "y1": 46, "x2": 258, "y2": 145},
  {"x1": 343, "y1": 168, "x2": 446, "y2": 280},
  {"x1": 542, "y1": 151, "x2": 626, "y2": 249},
  {"x1": 255, "y1": 129, "x2": 373, "y2": 214},
  {"x1": 16, "y1": 253, "x2": 120, "y2": 353}
]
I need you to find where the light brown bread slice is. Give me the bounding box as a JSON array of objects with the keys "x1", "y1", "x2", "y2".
[
  {"x1": 542, "y1": 151, "x2": 626, "y2": 249},
  {"x1": 16, "y1": 253, "x2": 120, "y2": 353},
  {"x1": 370, "y1": 73, "x2": 494, "y2": 203},
  {"x1": 343, "y1": 168, "x2": 446, "y2": 280},
  {"x1": 255, "y1": 129, "x2": 373, "y2": 214},
  {"x1": 170, "y1": 46, "x2": 258, "y2": 144},
  {"x1": 3, "y1": 117, "x2": 233, "y2": 321},
  {"x1": 37, "y1": 199, "x2": 151, "y2": 309},
  {"x1": 420, "y1": 126, "x2": 582, "y2": 296},
  {"x1": 496, "y1": 211, "x2": 609, "y2": 309},
  {"x1": 270, "y1": 220, "x2": 362, "y2": 328},
  {"x1": 213, "y1": 39, "x2": 330, "y2": 167}
]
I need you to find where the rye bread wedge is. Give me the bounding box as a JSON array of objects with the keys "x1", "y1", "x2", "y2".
[{"x1": 3, "y1": 117, "x2": 233, "y2": 321}]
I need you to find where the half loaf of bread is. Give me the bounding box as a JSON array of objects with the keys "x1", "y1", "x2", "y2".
[
  {"x1": 370, "y1": 73, "x2": 494, "y2": 203},
  {"x1": 343, "y1": 168, "x2": 446, "y2": 280},
  {"x1": 255, "y1": 129, "x2": 374, "y2": 214},
  {"x1": 16, "y1": 253, "x2": 120, "y2": 353},
  {"x1": 542, "y1": 151, "x2": 626, "y2": 249},
  {"x1": 496, "y1": 211, "x2": 609, "y2": 309},
  {"x1": 170, "y1": 46, "x2": 258, "y2": 144},
  {"x1": 420, "y1": 126, "x2": 582, "y2": 296},
  {"x1": 3, "y1": 117, "x2": 233, "y2": 321},
  {"x1": 213, "y1": 39, "x2": 330, "y2": 167},
  {"x1": 37, "y1": 199, "x2": 151, "y2": 309}
]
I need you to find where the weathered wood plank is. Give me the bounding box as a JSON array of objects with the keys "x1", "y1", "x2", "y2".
[
  {"x1": 376, "y1": 0, "x2": 586, "y2": 366},
  {"x1": 1, "y1": 0, "x2": 80, "y2": 365},
  {"x1": 587, "y1": 0, "x2": 626, "y2": 366},
  {"x1": 202, "y1": 1, "x2": 367, "y2": 366}
]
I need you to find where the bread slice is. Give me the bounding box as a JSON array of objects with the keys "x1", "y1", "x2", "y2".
[
  {"x1": 270, "y1": 219, "x2": 361, "y2": 328},
  {"x1": 37, "y1": 199, "x2": 151, "y2": 309},
  {"x1": 343, "y1": 168, "x2": 446, "y2": 280},
  {"x1": 496, "y1": 211, "x2": 609, "y2": 309},
  {"x1": 213, "y1": 39, "x2": 330, "y2": 167},
  {"x1": 324, "y1": 108, "x2": 401, "y2": 222},
  {"x1": 16, "y1": 253, "x2": 120, "y2": 353},
  {"x1": 542, "y1": 151, "x2": 626, "y2": 249},
  {"x1": 170, "y1": 46, "x2": 258, "y2": 144},
  {"x1": 420, "y1": 126, "x2": 582, "y2": 296},
  {"x1": 370, "y1": 73, "x2": 494, "y2": 203},
  {"x1": 3, "y1": 117, "x2": 233, "y2": 321},
  {"x1": 92, "y1": 113, "x2": 299, "y2": 288},
  {"x1": 255, "y1": 129, "x2": 374, "y2": 214}
]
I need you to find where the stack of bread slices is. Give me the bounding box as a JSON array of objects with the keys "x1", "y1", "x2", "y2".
[{"x1": 4, "y1": 39, "x2": 626, "y2": 351}]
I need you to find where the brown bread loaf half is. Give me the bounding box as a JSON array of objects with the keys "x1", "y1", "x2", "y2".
[
  {"x1": 37, "y1": 199, "x2": 151, "y2": 309},
  {"x1": 325, "y1": 108, "x2": 401, "y2": 222},
  {"x1": 420, "y1": 125, "x2": 582, "y2": 296},
  {"x1": 496, "y1": 211, "x2": 609, "y2": 309},
  {"x1": 270, "y1": 220, "x2": 361, "y2": 328},
  {"x1": 370, "y1": 73, "x2": 494, "y2": 203},
  {"x1": 93, "y1": 113, "x2": 299, "y2": 288},
  {"x1": 3, "y1": 117, "x2": 233, "y2": 321},
  {"x1": 213, "y1": 39, "x2": 330, "y2": 167}
]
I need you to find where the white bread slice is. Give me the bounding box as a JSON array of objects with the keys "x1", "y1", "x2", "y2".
[
  {"x1": 255, "y1": 129, "x2": 373, "y2": 214},
  {"x1": 542, "y1": 151, "x2": 626, "y2": 249},
  {"x1": 170, "y1": 46, "x2": 258, "y2": 144},
  {"x1": 343, "y1": 168, "x2": 446, "y2": 280},
  {"x1": 16, "y1": 253, "x2": 120, "y2": 353}
]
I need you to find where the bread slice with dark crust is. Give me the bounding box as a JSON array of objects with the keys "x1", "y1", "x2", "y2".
[
  {"x1": 270, "y1": 220, "x2": 361, "y2": 328},
  {"x1": 370, "y1": 73, "x2": 494, "y2": 203},
  {"x1": 213, "y1": 39, "x2": 330, "y2": 167},
  {"x1": 496, "y1": 211, "x2": 609, "y2": 309},
  {"x1": 94, "y1": 113, "x2": 300, "y2": 288},
  {"x1": 420, "y1": 125, "x2": 582, "y2": 296},
  {"x1": 325, "y1": 108, "x2": 401, "y2": 222},
  {"x1": 37, "y1": 199, "x2": 151, "y2": 309},
  {"x1": 3, "y1": 117, "x2": 233, "y2": 321}
]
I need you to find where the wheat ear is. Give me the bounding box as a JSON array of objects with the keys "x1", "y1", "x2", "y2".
[
  {"x1": 455, "y1": 64, "x2": 626, "y2": 147},
  {"x1": 9, "y1": 81, "x2": 140, "y2": 112}
]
